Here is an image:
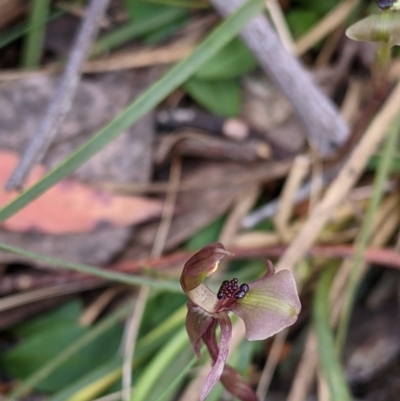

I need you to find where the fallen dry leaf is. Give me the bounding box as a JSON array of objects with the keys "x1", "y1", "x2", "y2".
[{"x1": 0, "y1": 150, "x2": 163, "y2": 234}]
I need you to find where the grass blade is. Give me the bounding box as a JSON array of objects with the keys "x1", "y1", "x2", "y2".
[
  {"x1": 0, "y1": 10, "x2": 63, "y2": 50},
  {"x1": 0, "y1": 242, "x2": 180, "y2": 292},
  {"x1": 22, "y1": 0, "x2": 51, "y2": 68},
  {"x1": 313, "y1": 267, "x2": 352, "y2": 401},
  {"x1": 6, "y1": 303, "x2": 132, "y2": 401},
  {"x1": 0, "y1": 0, "x2": 264, "y2": 222},
  {"x1": 93, "y1": 7, "x2": 187, "y2": 55},
  {"x1": 132, "y1": 327, "x2": 189, "y2": 401},
  {"x1": 153, "y1": 355, "x2": 197, "y2": 401}
]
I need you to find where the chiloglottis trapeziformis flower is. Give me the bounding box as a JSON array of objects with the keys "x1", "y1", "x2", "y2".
[{"x1": 180, "y1": 242, "x2": 301, "y2": 401}]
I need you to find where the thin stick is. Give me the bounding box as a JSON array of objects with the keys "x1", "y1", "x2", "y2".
[
  {"x1": 336, "y1": 116, "x2": 400, "y2": 351},
  {"x1": 210, "y1": 0, "x2": 349, "y2": 154},
  {"x1": 265, "y1": 0, "x2": 295, "y2": 53},
  {"x1": 287, "y1": 194, "x2": 400, "y2": 401},
  {"x1": 287, "y1": 330, "x2": 318, "y2": 401},
  {"x1": 121, "y1": 158, "x2": 182, "y2": 401},
  {"x1": 6, "y1": 0, "x2": 111, "y2": 190},
  {"x1": 274, "y1": 155, "x2": 310, "y2": 241},
  {"x1": 121, "y1": 288, "x2": 149, "y2": 401},
  {"x1": 0, "y1": 279, "x2": 103, "y2": 312},
  {"x1": 256, "y1": 329, "x2": 287, "y2": 398},
  {"x1": 274, "y1": 79, "x2": 400, "y2": 273},
  {"x1": 0, "y1": 43, "x2": 196, "y2": 82},
  {"x1": 295, "y1": 0, "x2": 360, "y2": 56}
]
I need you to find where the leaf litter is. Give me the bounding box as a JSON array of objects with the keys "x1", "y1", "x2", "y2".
[{"x1": 1, "y1": 1, "x2": 400, "y2": 401}]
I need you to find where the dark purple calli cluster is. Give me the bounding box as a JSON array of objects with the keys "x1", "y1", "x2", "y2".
[{"x1": 180, "y1": 242, "x2": 301, "y2": 401}]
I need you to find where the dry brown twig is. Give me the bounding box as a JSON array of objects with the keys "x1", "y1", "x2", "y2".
[
  {"x1": 275, "y1": 79, "x2": 400, "y2": 273},
  {"x1": 295, "y1": 0, "x2": 360, "y2": 56},
  {"x1": 121, "y1": 157, "x2": 182, "y2": 401},
  {"x1": 287, "y1": 195, "x2": 400, "y2": 401},
  {"x1": 210, "y1": 0, "x2": 349, "y2": 154},
  {"x1": 5, "y1": 0, "x2": 111, "y2": 190}
]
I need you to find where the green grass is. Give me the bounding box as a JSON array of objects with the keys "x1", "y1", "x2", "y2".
[{"x1": 22, "y1": 0, "x2": 51, "y2": 68}]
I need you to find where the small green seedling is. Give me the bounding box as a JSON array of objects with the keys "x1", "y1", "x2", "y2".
[{"x1": 346, "y1": 0, "x2": 400, "y2": 91}]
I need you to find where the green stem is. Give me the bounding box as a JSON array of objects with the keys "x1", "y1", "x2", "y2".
[
  {"x1": 336, "y1": 116, "x2": 400, "y2": 351},
  {"x1": 372, "y1": 41, "x2": 391, "y2": 93},
  {"x1": 313, "y1": 267, "x2": 352, "y2": 401},
  {"x1": 0, "y1": 242, "x2": 180, "y2": 293},
  {"x1": 22, "y1": 0, "x2": 51, "y2": 68}
]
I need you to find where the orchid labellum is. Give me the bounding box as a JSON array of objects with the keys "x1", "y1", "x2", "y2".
[{"x1": 180, "y1": 243, "x2": 301, "y2": 401}]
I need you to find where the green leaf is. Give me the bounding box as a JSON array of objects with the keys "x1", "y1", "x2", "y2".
[
  {"x1": 48, "y1": 306, "x2": 187, "y2": 401},
  {"x1": 0, "y1": 0, "x2": 265, "y2": 222},
  {"x1": 194, "y1": 38, "x2": 258, "y2": 80},
  {"x1": 313, "y1": 267, "x2": 352, "y2": 401},
  {"x1": 185, "y1": 216, "x2": 225, "y2": 251},
  {"x1": 367, "y1": 153, "x2": 400, "y2": 172},
  {"x1": 184, "y1": 78, "x2": 241, "y2": 117},
  {"x1": 12, "y1": 301, "x2": 82, "y2": 337},
  {"x1": 295, "y1": 0, "x2": 338, "y2": 16},
  {"x1": 4, "y1": 303, "x2": 131, "y2": 401},
  {"x1": 132, "y1": 328, "x2": 189, "y2": 401},
  {"x1": 286, "y1": 10, "x2": 319, "y2": 37},
  {"x1": 2, "y1": 304, "x2": 122, "y2": 392},
  {"x1": 48, "y1": 358, "x2": 123, "y2": 401},
  {"x1": 124, "y1": 0, "x2": 188, "y2": 43},
  {"x1": 146, "y1": 347, "x2": 194, "y2": 401},
  {"x1": 93, "y1": 7, "x2": 187, "y2": 54}
]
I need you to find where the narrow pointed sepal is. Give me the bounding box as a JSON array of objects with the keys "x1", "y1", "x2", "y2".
[
  {"x1": 230, "y1": 264, "x2": 301, "y2": 341},
  {"x1": 200, "y1": 313, "x2": 232, "y2": 401},
  {"x1": 186, "y1": 302, "x2": 214, "y2": 357}
]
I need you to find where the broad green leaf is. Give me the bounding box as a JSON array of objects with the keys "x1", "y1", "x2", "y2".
[
  {"x1": 184, "y1": 78, "x2": 241, "y2": 117},
  {"x1": 286, "y1": 10, "x2": 319, "y2": 37},
  {"x1": 2, "y1": 322, "x2": 122, "y2": 392},
  {"x1": 48, "y1": 306, "x2": 187, "y2": 401},
  {"x1": 368, "y1": 154, "x2": 400, "y2": 171},
  {"x1": 93, "y1": 7, "x2": 187, "y2": 54},
  {"x1": 124, "y1": 0, "x2": 188, "y2": 43},
  {"x1": 140, "y1": 293, "x2": 186, "y2": 336},
  {"x1": 12, "y1": 301, "x2": 82, "y2": 337},
  {"x1": 4, "y1": 304, "x2": 131, "y2": 400},
  {"x1": 0, "y1": 0, "x2": 265, "y2": 222},
  {"x1": 194, "y1": 38, "x2": 258, "y2": 80},
  {"x1": 185, "y1": 216, "x2": 225, "y2": 250},
  {"x1": 48, "y1": 358, "x2": 122, "y2": 401},
  {"x1": 295, "y1": 0, "x2": 339, "y2": 16}
]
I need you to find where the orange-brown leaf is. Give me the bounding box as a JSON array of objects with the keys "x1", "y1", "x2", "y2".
[{"x1": 0, "y1": 151, "x2": 163, "y2": 234}]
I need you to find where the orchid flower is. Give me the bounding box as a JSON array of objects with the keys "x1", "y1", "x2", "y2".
[{"x1": 180, "y1": 242, "x2": 301, "y2": 401}]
